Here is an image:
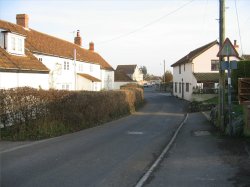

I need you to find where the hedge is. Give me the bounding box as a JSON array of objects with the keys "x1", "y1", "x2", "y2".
[{"x1": 0, "y1": 87, "x2": 144, "y2": 140}]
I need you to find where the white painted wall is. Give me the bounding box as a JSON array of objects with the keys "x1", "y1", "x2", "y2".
[
  {"x1": 0, "y1": 72, "x2": 49, "y2": 89},
  {"x1": 34, "y1": 54, "x2": 103, "y2": 91},
  {"x1": 193, "y1": 44, "x2": 219, "y2": 73},
  {"x1": 172, "y1": 62, "x2": 196, "y2": 100},
  {"x1": 172, "y1": 44, "x2": 220, "y2": 101}
]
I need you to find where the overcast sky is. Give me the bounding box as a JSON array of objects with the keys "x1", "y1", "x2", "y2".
[{"x1": 0, "y1": 0, "x2": 249, "y2": 76}]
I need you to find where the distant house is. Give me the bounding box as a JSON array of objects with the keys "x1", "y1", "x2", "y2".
[
  {"x1": 0, "y1": 14, "x2": 114, "y2": 91},
  {"x1": 242, "y1": 54, "x2": 250, "y2": 61},
  {"x1": 113, "y1": 70, "x2": 134, "y2": 89},
  {"x1": 171, "y1": 40, "x2": 240, "y2": 101},
  {"x1": 116, "y1": 65, "x2": 143, "y2": 84}
]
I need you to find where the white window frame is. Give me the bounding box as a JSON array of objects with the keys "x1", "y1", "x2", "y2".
[
  {"x1": 11, "y1": 37, "x2": 16, "y2": 51},
  {"x1": 64, "y1": 61, "x2": 70, "y2": 70}
]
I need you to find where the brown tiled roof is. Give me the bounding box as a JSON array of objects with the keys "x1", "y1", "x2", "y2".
[
  {"x1": 242, "y1": 55, "x2": 250, "y2": 61},
  {"x1": 116, "y1": 65, "x2": 137, "y2": 74},
  {"x1": 77, "y1": 73, "x2": 101, "y2": 82},
  {"x1": 114, "y1": 70, "x2": 134, "y2": 82},
  {"x1": 171, "y1": 40, "x2": 219, "y2": 67},
  {"x1": 0, "y1": 19, "x2": 114, "y2": 71},
  {"x1": 0, "y1": 48, "x2": 49, "y2": 73},
  {"x1": 193, "y1": 73, "x2": 220, "y2": 82}
]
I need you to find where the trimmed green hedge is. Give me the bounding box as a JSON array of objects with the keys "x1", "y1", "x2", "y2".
[{"x1": 232, "y1": 60, "x2": 250, "y2": 94}]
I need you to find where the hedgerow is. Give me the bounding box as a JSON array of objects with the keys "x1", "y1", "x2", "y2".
[{"x1": 0, "y1": 86, "x2": 144, "y2": 140}]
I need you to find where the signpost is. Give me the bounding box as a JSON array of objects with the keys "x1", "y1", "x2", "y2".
[{"x1": 217, "y1": 38, "x2": 239, "y2": 135}]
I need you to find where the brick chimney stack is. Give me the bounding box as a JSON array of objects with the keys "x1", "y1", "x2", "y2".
[
  {"x1": 16, "y1": 14, "x2": 29, "y2": 28},
  {"x1": 89, "y1": 42, "x2": 94, "y2": 51},
  {"x1": 234, "y1": 40, "x2": 239, "y2": 52},
  {"x1": 74, "y1": 30, "x2": 82, "y2": 46}
]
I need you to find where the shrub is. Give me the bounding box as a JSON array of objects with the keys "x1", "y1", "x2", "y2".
[{"x1": 0, "y1": 87, "x2": 144, "y2": 140}]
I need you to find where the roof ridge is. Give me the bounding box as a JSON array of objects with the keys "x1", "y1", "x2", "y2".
[
  {"x1": 171, "y1": 40, "x2": 218, "y2": 67},
  {"x1": 0, "y1": 17, "x2": 114, "y2": 71}
]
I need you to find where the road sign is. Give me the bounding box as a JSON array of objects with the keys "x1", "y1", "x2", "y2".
[
  {"x1": 217, "y1": 38, "x2": 239, "y2": 57},
  {"x1": 221, "y1": 60, "x2": 238, "y2": 70}
]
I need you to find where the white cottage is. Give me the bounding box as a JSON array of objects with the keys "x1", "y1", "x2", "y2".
[
  {"x1": 116, "y1": 65, "x2": 143, "y2": 84},
  {"x1": 171, "y1": 40, "x2": 240, "y2": 101},
  {"x1": 0, "y1": 28, "x2": 49, "y2": 89},
  {"x1": 0, "y1": 14, "x2": 114, "y2": 91}
]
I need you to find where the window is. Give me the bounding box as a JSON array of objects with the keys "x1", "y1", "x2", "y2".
[
  {"x1": 179, "y1": 82, "x2": 181, "y2": 93},
  {"x1": 90, "y1": 64, "x2": 93, "y2": 72},
  {"x1": 175, "y1": 82, "x2": 177, "y2": 93},
  {"x1": 184, "y1": 63, "x2": 185, "y2": 71},
  {"x1": 17, "y1": 38, "x2": 22, "y2": 52},
  {"x1": 186, "y1": 83, "x2": 189, "y2": 92},
  {"x1": 179, "y1": 65, "x2": 181, "y2": 74},
  {"x1": 11, "y1": 37, "x2": 15, "y2": 51},
  {"x1": 64, "y1": 61, "x2": 69, "y2": 70},
  {"x1": 62, "y1": 84, "x2": 70, "y2": 90},
  {"x1": 79, "y1": 64, "x2": 83, "y2": 72},
  {"x1": 211, "y1": 60, "x2": 219, "y2": 71}
]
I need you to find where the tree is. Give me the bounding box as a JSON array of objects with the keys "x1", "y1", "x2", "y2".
[
  {"x1": 163, "y1": 70, "x2": 173, "y2": 83},
  {"x1": 140, "y1": 66, "x2": 147, "y2": 78}
]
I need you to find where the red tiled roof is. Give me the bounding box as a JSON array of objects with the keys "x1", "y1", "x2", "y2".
[
  {"x1": 0, "y1": 19, "x2": 114, "y2": 71},
  {"x1": 0, "y1": 48, "x2": 49, "y2": 73},
  {"x1": 77, "y1": 73, "x2": 101, "y2": 82},
  {"x1": 171, "y1": 40, "x2": 219, "y2": 67}
]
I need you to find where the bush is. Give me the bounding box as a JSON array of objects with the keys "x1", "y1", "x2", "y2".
[{"x1": 0, "y1": 87, "x2": 144, "y2": 140}]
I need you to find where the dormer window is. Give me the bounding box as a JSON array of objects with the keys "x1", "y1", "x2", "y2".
[
  {"x1": 1, "y1": 30, "x2": 26, "y2": 56},
  {"x1": 11, "y1": 37, "x2": 16, "y2": 50},
  {"x1": 17, "y1": 38, "x2": 23, "y2": 52}
]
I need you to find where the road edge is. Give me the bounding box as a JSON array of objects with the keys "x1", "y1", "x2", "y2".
[{"x1": 135, "y1": 113, "x2": 189, "y2": 187}]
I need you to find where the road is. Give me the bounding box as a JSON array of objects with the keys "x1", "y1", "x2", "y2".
[{"x1": 0, "y1": 88, "x2": 188, "y2": 187}]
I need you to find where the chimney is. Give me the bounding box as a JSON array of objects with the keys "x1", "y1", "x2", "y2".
[
  {"x1": 16, "y1": 14, "x2": 29, "y2": 28},
  {"x1": 74, "y1": 30, "x2": 82, "y2": 46},
  {"x1": 234, "y1": 40, "x2": 239, "y2": 52},
  {"x1": 89, "y1": 42, "x2": 94, "y2": 51}
]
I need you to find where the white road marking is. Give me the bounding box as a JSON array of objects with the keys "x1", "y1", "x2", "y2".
[
  {"x1": 135, "y1": 113, "x2": 189, "y2": 187},
  {"x1": 127, "y1": 131, "x2": 144, "y2": 135}
]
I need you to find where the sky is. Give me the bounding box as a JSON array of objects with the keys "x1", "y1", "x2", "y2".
[{"x1": 0, "y1": 0, "x2": 249, "y2": 76}]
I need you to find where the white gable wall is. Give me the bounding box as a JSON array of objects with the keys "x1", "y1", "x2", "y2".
[{"x1": 193, "y1": 44, "x2": 219, "y2": 73}]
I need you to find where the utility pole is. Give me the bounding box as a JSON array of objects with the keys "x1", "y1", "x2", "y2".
[
  {"x1": 219, "y1": 0, "x2": 225, "y2": 130},
  {"x1": 163, "y1": 60, "x2": 166, "y2": 83},
  {"x1": 74, "y1": 49, "x2": 77, "y2": 91}
]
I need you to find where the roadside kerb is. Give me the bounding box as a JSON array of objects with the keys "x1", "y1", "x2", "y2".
[{"x1": 135, "y1": 113, "x2": 189, "y2": 187}]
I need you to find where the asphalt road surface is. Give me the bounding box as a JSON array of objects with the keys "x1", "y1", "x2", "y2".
[{"x1": 0, "y1": 88, "x2": 188, "y2": 187}]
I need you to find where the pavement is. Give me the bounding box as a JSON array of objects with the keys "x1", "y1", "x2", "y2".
[{"x1": 146, "y1": 112, "x2": 250, "y2": 187}]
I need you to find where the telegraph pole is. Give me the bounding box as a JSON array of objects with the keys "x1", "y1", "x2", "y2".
[
  {"x1": 163, "y1": 60, "x2": 166, "y2": 83},
  {"x1": 219, "y1": 0, "x2": 225, "y2": 130}
]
